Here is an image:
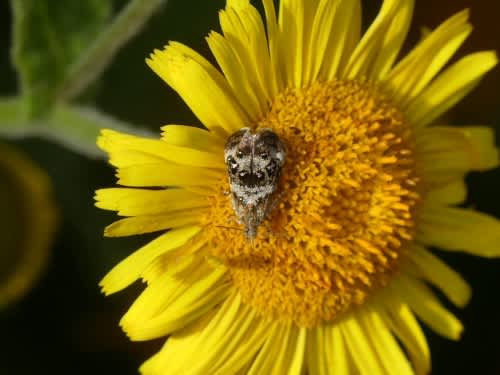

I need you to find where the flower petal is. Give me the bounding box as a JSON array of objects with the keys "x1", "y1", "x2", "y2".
[
  {"x1": 212, "y1": 1, "x2": 276, "y2": 116},
  {"x1": 385, "y1": 10, "x2": 471, "y2": 105},
  {"x1": 207, "y1": 31, "x2": 264, "y2": 119},
  {"x1": 262, "y1": 0, "x2": 285, "y2": 92},
  {"x1": 369, "y1": 0, "x2": 414, "y2": 80},
  {"x1": 160, "y1": 125, "x2": 224, "y2": 153},
  {"x1": 140, "y1": 292, "x2": 273, "y2": 375},
  {"x1": 417, "y1": 126, "x2": 499, "y2": 187},
  {"x1": 359, "y1": 307, "x2": 414, "y2": 375},
  {"x1": 98, "y1": 129, "x2": 224, "y2": 169},
  {"x1": 307, "y1": 325, "x2": 349, "y2": 375},
  {"x1": 146, "y1": 42, "x2": 249, "y2": 134},
  {"x1": 99, "y1": 226, "x2": 201, "y2": 295},
  {"x1": 405, "y1": 245, "x2": 472, "y2": 307},
  {"x1": 340, "y1": 313, "x2": 386, "y2": 374},
  {"x1": 117, "y1": 163, "x2": 221, "y2": 188},
  {"x1": 140, "y1": 235, "x2": 208, "y2": 284},
  {"x1": 378, "y1": 296, "x2": 430, "y2": 375},
  {"x1": 104, "y1": 209, "x2": 205, "y2": 237},
  {"x1": 343, "y1": 0, "x2": 413, "y2": 80},
  {"x1": 393, "y1": 275, "x2": 463, "y2": 340},
  {"x1": 425, "y1": 180, "x2": 467, "y2": 205},
  {"x1": 214, "y1": 320, "x2": 283, "y2": 375},
  {"x1": 277, "y1": 0, "x2": 314, "y2": 88},
  {"x1": 248, "y1": 322, "x2": 306, "y2": 375},
  {"x1": 460, "y1": 126, "x2": 500, "y2": 170},
  {"x1": 311, "y1": 0, "x2": 362, "y2": 82},
  {"x1": 95, "y1": 188, "x2": 209, "y2": 216},
  {"x1": 326, "y1": 325, "x2": 349, "y2": 375},
  {"x1": 306, "y1": 326, "x2": 325, "y2": 375},
  {"x1": 418, "y1": 206, "x2": 500, "y2": 258},
  {"x1": 407, "y1": 51, "x2": 498, "y2": 128},
  {"x1": 121, "y1": 257, "x2": 230, "y2": 340},
  {"x1": 140, "y1": 309, "x2": 216, "y2": 375}
]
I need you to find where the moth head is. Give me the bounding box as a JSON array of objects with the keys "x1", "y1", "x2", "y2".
[
  {"x1": 224, "y1": 128, "x2": 286, "y2": 187},
  {"x1": 254, "y1": 128, "x2": 286, "y2": 167}
]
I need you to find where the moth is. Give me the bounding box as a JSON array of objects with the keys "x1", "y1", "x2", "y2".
[{"x1": 224, "y1": 127, "x2": 286, "y2": 239}]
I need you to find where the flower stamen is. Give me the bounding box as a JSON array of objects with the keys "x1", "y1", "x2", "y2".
[{"x1": 202, "y1": 80, "x2": 420, "y2": 327}]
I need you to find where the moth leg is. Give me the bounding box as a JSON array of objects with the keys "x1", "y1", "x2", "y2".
[
  {"x1": 226, "y1": 215, "x2": 240, "y2": 225},
  {"x1": 265, "y1": 190, "x2": 285, "y2": 216}
]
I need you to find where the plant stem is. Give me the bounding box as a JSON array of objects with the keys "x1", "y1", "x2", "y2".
[
  {"x1": 0, "y1": 98, "x2": 154, "y2": 158},
  {"x1": 57, "y1": 0, "x2": 168, "y2": 102}
]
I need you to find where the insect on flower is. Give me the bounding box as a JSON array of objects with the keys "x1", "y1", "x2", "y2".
[{"x1": 224, "y1": 128, "x2": 286, "y2": 239}]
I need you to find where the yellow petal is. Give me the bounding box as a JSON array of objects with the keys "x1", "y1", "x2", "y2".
[
  {"x1": 206, "y1": 31, "x2": 263, "y2": 118},
  {"x1": 287, "y1": 0, "x2": 319, "y2": 87},
  {"x1": 104, "y1": 209, "x2": 205, "y2": 237},
  {"x1": 140, "y1": 234, "x2": 208, "y2": 284},
  {"x1": 287, "y1": 327, "x2": 307, "y2": 375},
  {"x1": 312, "y1": 0, "x2": 362, "y2": 82},
  {"x1": 214, "y1": 1, "x2": 276, "y2": 115},
  {"x1": 459, "y1": 126, "x2": 500, "y2": 171},
  {"x1": 359, "y1": 307, "x2": 414, "y2": 375},
  {"x1": 95, "y1": 188, "x2": 209, "y2": 216},
  {"x1": 385, "y1": 10, "x2": 471, "y2": 105},
  {"x1": 160, "y1": 125, "x2": 224, "y2": 153},
  {"x1": 211, "y1": 315, "x2": 276, "y2": 375},
  {"x1": 226, "y1": 0, "x2": 250, "y2": 6},
  {"x1": 417, "y1": 126, "x2": 499, "y2": 187},
  {"x1": 140, "y1": 308, "x2": 216, "y2": 375},
  {"x1": 127, "y1": 254, "x2": 202, "y2": 316},
  {"x1": 262, "y1": 0, "x2": 285, "y2": 92},
  {"x1": 340, "y1": 313, "x2": 386, "y2": 374},
  {"x1": 248, "y1": 322, "x2": 306, "y2": 375},
  {"x1": 98, "y1": 129, "x2": 224, "y2": 169},
  {"x1": 378, "y1": 296, "x2": 430, "y2": 375},
  {"x1": 426, "y1": 180, "x2": 467, "y2": 205},
  {"x1": 327, "y1": 325, "x2": 349, "y2": 375},
  {"x1": 146, "y1": 42, "x2": 249, "y2": 134},
  {"x1": 99, "y1": 226, "x2": 201, "y2": 295},
  {"x1": 307, "y1": 325, "x2": 349, "y2": 375},
  {"x1": 246, "y1": 323, "x2": 281, "y2": 374},
  {"x1": 343, "y1": 0, "x2": 410, "y2": 80},
  {"x1": 405, "y1": 245, "x2": 472, "y2": 307},
  {"x1": 369, "y1": 0, "x2": 414, "y2": 80},
  {"x1": 393, "y1": 275, "x2": 463, "y2": 340},
  {"x1": 277, "y1": 0, "x2": 311, "y2": 88},
  {"x1": 407, "y1": 51, "x2": 498, "y2": 128},
  {"x1": 338, "y1": 0, "x2": 362, "y2": 77},
  {"x1": 418, "y1": 206, "x2": 500, "y2": 258},
  {"x1": 141, "y1": 292, "x2": 273, "y2": 375},
  {"x1": 306, "y1": 326, "x2": 324, "y2": 375},
  {"x1": 121, "y1": 258, "x2": 230, "y2": 340},
  {"x1": 117, "y1": 163, "x2": 221, "y2": 188}
]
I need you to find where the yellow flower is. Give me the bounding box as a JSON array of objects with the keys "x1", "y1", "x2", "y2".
[{"x1": 96, "y1": 0, "x2": 499, "y2": 374}]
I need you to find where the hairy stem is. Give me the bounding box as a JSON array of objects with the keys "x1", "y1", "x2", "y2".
[{"x1": 57, "y1": 0, "x2": 168, "y2": 102}]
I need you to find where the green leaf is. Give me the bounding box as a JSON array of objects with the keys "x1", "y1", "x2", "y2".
[
  {"x1": 0, "y1": 97, "x2": 30, "y2": 135},
  {"x1": 0, "y1": 97, "x2": 154, "y2": 158},
  {"x1": 10, "y1": 0, "x2": 112, "y2": 119}
]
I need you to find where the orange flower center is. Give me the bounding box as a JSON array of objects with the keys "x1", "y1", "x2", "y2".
[{"x1": 202, "y1": 80, "x2": 420, "y2": 327}]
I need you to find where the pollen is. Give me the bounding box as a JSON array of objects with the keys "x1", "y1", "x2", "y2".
[{"x1": 202, "y1": 80, "x2": 420, "y2": 327}]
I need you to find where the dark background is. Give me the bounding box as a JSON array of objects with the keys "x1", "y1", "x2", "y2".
[{"x1": 1, "y1": 1, "x2": 500, "y2": 374}]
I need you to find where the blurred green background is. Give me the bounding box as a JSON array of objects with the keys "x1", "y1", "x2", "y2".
[{"x1": 1, "y1": 0, "x2": 499, "y2": 374}]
